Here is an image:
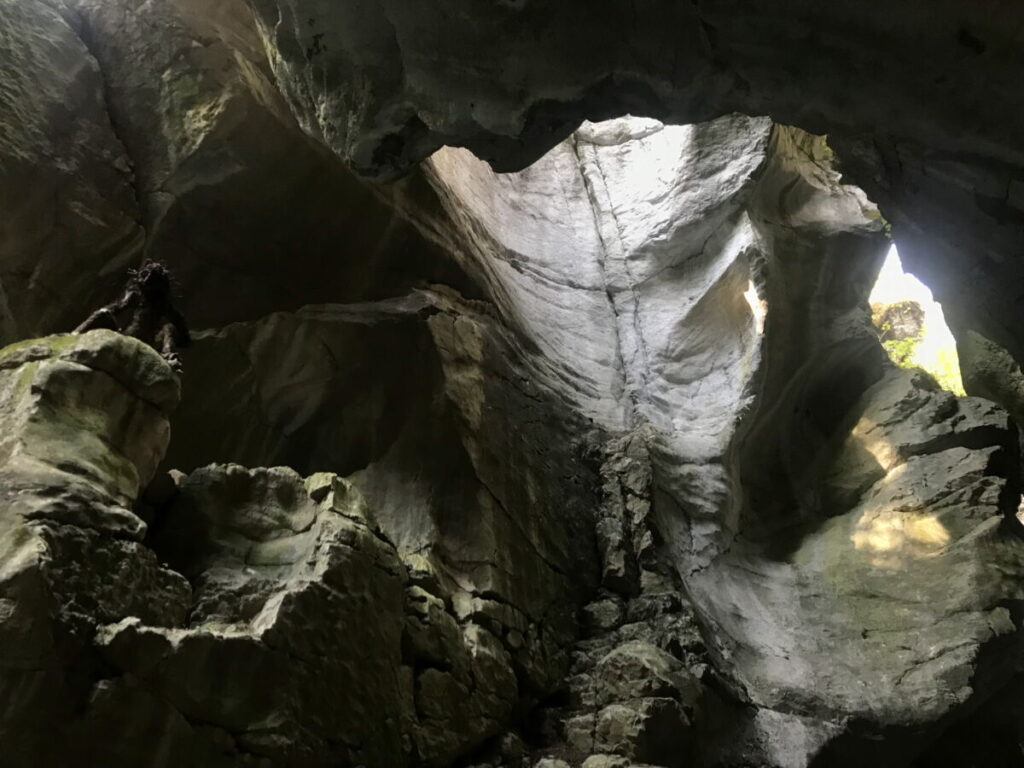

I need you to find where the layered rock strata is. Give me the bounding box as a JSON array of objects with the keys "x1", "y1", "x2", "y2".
[
  {"x1": 3, "y1": 1, "x2": 1024, "y2": 763},
  {"x1": 242, "y1": 0, "x2": 1024, "y2": 381}
]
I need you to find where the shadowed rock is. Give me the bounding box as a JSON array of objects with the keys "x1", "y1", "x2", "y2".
[{"x1": 0, "y1": 331, "x2": 187, "y2": 766}]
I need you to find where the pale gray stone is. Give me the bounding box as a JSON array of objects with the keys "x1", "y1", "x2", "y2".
[
  {"x1": 593, "y1": 641, "x2": 701, "y2": 710},
  {"x1": 581, "y1": 756, "x2": 630, "y2": 768},
  {"x1": 534, "y1": 759, "x2": 571, "y2": 768}
]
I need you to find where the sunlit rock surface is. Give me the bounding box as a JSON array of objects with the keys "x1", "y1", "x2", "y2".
[
  {"x1": 243, "y1": 0, "x2": 1024, "y2": 397},
  {"x1": 4, "y1": 2, "x2": 1024, "y2": 766},
  {"x1": 402, "y1": 114, "x2": 1024, "y2": 765},
  {"x1": 4, "y1": 116, "x2": 1024, "y2": 768},
  {"x1": 699, "y1": 370, "x2": 1024, "y2": 766}
]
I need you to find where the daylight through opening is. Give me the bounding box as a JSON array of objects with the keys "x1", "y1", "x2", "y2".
[{"x1": 869, "y1": 244, "x2": 965, "y2": 395}]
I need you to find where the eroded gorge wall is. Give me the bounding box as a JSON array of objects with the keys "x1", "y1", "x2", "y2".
[{"x1": 3, "y1": 1, "x2": 1024, "y2": 767}]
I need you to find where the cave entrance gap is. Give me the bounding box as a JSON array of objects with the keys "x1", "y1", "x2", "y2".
[{"x1": 869, "y1": 243, "x2": 965, "y2": 395}]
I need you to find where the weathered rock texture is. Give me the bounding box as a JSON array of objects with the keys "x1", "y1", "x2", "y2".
[
  {"x1": 0, "y1": 0, "x2": 470, "y2": 342},
  {"x1": 4, "y1": 2, "x2": 1024, "y2": 767},
  {"x1": 401, "y1": 114, "x2": 1024, "y2": 766},
  {"x1": 0, "y1": 333, "x2": 562, "y2": 767},
  {"x1": 161, "y1": 291, "x2": 597, "y2": 705},
  {"x1": 524, "y1": 431, "x2": 709, "y2": 768},
  {"x1": 0, "y1": 0, "x2": 140, "y2": 342},
  {"x1": 0, "y1": 331, "x2": 187, "y2": 765},
  {"x1": 127, "y1": 464, "x2": 523, "y2": 767},
  {"x1": 237, "y1": 0, "x2": 1024, "y2": 375}
]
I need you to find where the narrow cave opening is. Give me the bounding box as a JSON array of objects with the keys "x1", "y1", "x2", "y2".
[{"x1": 869, "y1": 243, "x2": 965, "y2": 395}]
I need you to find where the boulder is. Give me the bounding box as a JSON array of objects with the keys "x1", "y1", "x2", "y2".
[
  {"x1": 594, "y1": 698, "x2": 691, "y2": 767},
  {"x1": 593, "y1": 641, "x2": 701, "y2": 710},
  {"x1": 0, "y1": 331, "x2": 187, "y2": 766}
]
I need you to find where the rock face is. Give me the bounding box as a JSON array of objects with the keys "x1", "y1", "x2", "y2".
[
  {"x1": 0, "y1": 331, "x2": 187, "y2": 765},
  {"x1": 243, "y1": 1, "x2": 1024, "y2": 179},
  {"x1": 161, "y1": 291, "x2": 597, "y2": 705},
  {"x1": 698, "y1": 370, "x2": 1024, "y2": 767},
  {"x1": 525, "y1": 432, "x2": 709, "y2": 768},
  {"x1": 0, "y1": 335, "x2": 537, "y2": 767},
  {"x1": 407, "y1": 113, "x2": 1024, "y2": 766},
  {"x1": 240, "y1": 0, "x2": 1024, "y2": 403},
  {"x1": 0, "y1": 0, "x2": 140, "y2": 342},
  {"x1": 9, "y1": 0, "x2": 1024, "y2": 386},
  {"x1": 118, "y1": 463, "x2": 523, "y2": 767},
  {"x1": 5, "y1": 3, "x2": 1024, "y2": 767},
  {"x1": 0, "y1": 0, "x2": 468, "y2": 343}
]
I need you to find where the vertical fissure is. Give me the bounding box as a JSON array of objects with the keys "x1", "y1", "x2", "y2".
[{"x1": 570, "y1": 132, "x2": 649, "y2": 427}]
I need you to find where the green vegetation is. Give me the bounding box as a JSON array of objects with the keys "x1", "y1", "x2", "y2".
[
  {"x1": 0, "y1": 333, "x2": 76, "y2": 368},
  {"x1": 872, "y1": 300, "x2": 966, "y2": 396},
  {"x1": 929, "y1": 346, "x2": 966, "y2": 396},
  {"x1": 881, "y1": 334, "x2": 918, "y2": 367}
]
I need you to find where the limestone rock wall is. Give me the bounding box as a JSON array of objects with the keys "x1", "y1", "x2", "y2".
[
  {"x1": 242, "y1": 0, "x2": 1024, "y2": 394},
  {"x1": 0, "y1": 0, "x2": 472, "y2": 342},
  {"x1": 0, "y1": 331, "x2": 188, "y2": 766},
  {"x1": 243, "y1": 0, "x2": 1024, "y2": 179},
  {"x1": 4, "y1": 2, "x2": 1024, "y2": 767},
  {"x1": 161, "y1": 290, "x2": 598, "y2": 696},
  {"x1": 0, "y1": 330, "x2": 571, "y2": 767},
  {"x1": 121, "y1": 464, "x2": 520, "y2": 767},
  {"x1": 0, "y1": 0, "x2": 141, "y2": 342},
  {"x1": 398, "y1": 113, "x2": 1024, "y2": 766},
  {"x1": 13, "y1": 0, "x2": 1024, "y2": 386}
]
